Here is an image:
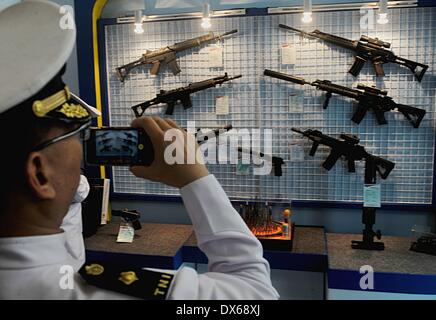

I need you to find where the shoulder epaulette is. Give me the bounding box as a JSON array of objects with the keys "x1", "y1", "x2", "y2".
[{"x1": 79, "y1": 261, "x2": 174, "y2": 300}]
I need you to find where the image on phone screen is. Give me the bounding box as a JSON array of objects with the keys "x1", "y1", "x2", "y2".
[{"x1": 95, "y1": 130, "x2": 138, "y2": 158}]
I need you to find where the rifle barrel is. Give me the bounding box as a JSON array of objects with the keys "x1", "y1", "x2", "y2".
[
  {"x1": 264, "y1": 69, "x2": 308, "y2": 85},
  {"x1": 227, "y1": 74, "x2": 242, "y2": 81},
  {"x1": 218, "y1": 29, "x2": 238, "y2": 38},
  {"x1": 291, "y1": 128, "x2": 304, "y2": 135},
  {"x1": 279, "y1": 24, "x2": 312, "y2": 37}
]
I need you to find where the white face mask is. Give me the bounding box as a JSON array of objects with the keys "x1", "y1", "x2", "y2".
[{"x1": 72, "y1": 175, "x2": 90, "y2": 203}]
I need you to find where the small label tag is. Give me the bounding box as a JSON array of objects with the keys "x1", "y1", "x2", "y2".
[
  {"x1": 236, "y1": 159, "x2": 250, "y2": 175},
  {"x1": 216, "y1": 96, "x2": 229, "y2": 115},
  {"x1": 116, "y1": 222, "x2": 135, "y2": 243},
  {"x1": 208, "y1": 45, "x2": 223, "y2": 68},
  {"x1": 289, "y1": 144, "x2": 305, "y2": 162},
  {"x1": 363, "y1": 184, "x2": 381, "y2": 208},
  {"x1": 289, "y1": 92, "x2": 303, "y2": 113},
  {"x1": 281, "y1": 43, "x2": 296, "y2": 65}
]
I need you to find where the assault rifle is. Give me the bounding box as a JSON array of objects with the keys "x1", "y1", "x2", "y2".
[
  {"x1": 291, "y1": 128, "x2": 395, "y2": 178},
  {"x1": 264, "y1": 69, "x2": 426, "y2": 128},
  {"x1": 292, "y1": 128, "x2": 396, "y2": 250},
  {"x1": 279, "y1": 24, "x2": 428, "y2": 81},
  {"x1": 131, "y1": 73, "x2": 242, "y2": 117},
  {"x1": 116, "y1": 29, "x2": 238, "y2": 82}
]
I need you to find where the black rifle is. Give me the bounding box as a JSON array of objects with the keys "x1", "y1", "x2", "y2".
[
  {"x1": 279, "y1": 24, "x2": 429, "y2": 81},
  {"x1": 116, "y1": 29, "x2": 238, "y2": 82},
  {"x1": 264, "y1": 69, "x2": 426, "y2": 128},
  {"x1": 131, "y1": 73, "x2": 242, "y2": 117},
  {"x1": 291, "y1": 128, "x2": 395, "y2": 178},
  {"x1": 112, "y1": 209, "x2": 142, "y2": 230},
  {"x1": 292, "y1": 128, "x2": 395, "y2": 250}
]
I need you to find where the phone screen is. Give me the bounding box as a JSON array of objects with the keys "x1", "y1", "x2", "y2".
[
  {"x1": 94, "y1": 129, "x2": 139, "y2": 158},
  {"x1": 86, "y1": 127, "x2": 154, "y2": 166}
]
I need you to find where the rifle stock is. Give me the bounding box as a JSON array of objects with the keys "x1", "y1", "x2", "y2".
[
  {"x1": 396, "y1": 104, "x2": 426, "y2": 128},
  {"x1": 371, "y1": 155, "x2": 395, "y2": 180}
]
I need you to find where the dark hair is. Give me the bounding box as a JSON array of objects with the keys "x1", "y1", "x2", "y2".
[{"x1": 0, "y1": 67, "x2": 75, "y2": 211}]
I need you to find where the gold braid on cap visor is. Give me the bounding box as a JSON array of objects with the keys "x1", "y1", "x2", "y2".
[{"x1": 32, "y1": 86, "x2": 89, "y2": 119}]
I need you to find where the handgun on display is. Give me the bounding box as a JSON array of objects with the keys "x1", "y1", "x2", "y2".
[{"x1": 112, "y1": 209, "x2": 142, "y2": 230}]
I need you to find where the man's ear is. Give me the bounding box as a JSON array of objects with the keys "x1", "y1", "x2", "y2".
[{"x1": 25, "y1": 152, "x2": 56, "y2": 200}]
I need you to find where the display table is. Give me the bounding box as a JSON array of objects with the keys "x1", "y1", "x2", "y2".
[
  {"x1": 327, "y1": 233, "x2": 436, "y2": 299},
  {"x1": 85, "y1": 223, "x2": 327, "y2": 272},
  {"x1": 85, "y1": 224, "x2": 436, "y2": 298},
  {"x1": 183, "y1": 226, "x2": 327, "y2": 272},
  {"x1": 85, "y1": 222, "x2": 193, "y2": 269}
]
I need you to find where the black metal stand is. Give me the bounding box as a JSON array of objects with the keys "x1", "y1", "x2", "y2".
[{"x1": 351, "y1": 159, "x2": 385, "y2": 250}]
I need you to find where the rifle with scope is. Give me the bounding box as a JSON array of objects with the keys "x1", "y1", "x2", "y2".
[{"x1": 279, "y1": 24, "x2": 428, "y2": 82}]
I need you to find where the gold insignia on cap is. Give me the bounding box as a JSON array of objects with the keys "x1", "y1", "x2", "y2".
[
  {"x1": 57, "y1": 103, "x2": 89, "y2": 119},
  {"x1": 118, "y1": 271, "x2": 139, "y2": 285},
  {"x1": 32, "y1": 86, "x2": 71, "y2": 117},
  {"x1": 85, "y1": 264, "x2": 104, "y2": 276}
]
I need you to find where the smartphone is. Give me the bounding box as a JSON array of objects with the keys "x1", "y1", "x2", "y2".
[{"x1": 85, "y1": 127, "x2": 154, "y2": 166}]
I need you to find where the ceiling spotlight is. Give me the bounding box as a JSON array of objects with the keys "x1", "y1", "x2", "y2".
[
  {"x1": 134, "y1": 10, "x2": 144, "y2": 34},
  {"x1": 201, "y1": 2, "x2": 212, "y2": 29},
  {"x1": 377, "y1": 0, "x2": 389, "y2": 24},
  {"x1": 302, "y1": 0, "x2": 313, "y2": 23}
]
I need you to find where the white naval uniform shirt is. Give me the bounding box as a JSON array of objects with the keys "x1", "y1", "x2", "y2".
[{"x1": 0, "y1": 175, "x2": 279, "y2": 300}]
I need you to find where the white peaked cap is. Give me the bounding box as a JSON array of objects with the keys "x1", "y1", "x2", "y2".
[{"x1": 0, "y1": 0, "x2": 100, "y2": 118}]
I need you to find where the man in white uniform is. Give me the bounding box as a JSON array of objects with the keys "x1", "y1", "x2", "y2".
[{"x1": 0, "y1": 0, "x2": 278, "y2": 300}]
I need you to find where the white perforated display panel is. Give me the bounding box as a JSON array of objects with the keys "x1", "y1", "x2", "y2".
[{"x1": 103, "y1": 7, "x2": 436, "y2": 205}]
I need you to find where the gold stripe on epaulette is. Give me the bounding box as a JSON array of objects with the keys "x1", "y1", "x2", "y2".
[{"x1": 32, "y1": 86, "x2": 71, "y2": 117}]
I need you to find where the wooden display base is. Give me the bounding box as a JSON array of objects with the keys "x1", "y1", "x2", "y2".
[{"x1": 256, "y1": 222, "x2": 295, "y2": 251}]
